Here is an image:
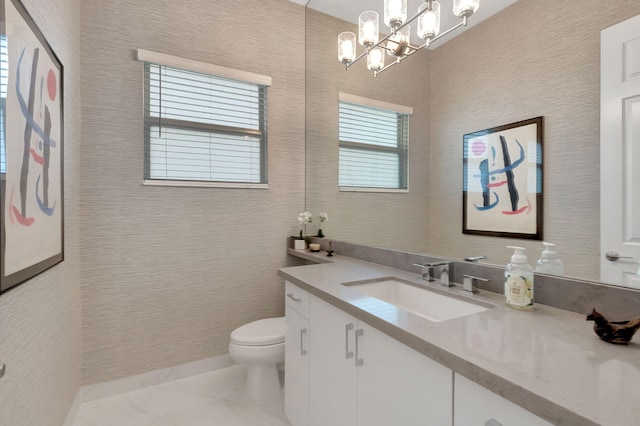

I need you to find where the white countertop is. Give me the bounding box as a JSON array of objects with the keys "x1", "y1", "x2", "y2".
[{"x1": 279, "y1": 250, "x2": 640, "y2": 426}]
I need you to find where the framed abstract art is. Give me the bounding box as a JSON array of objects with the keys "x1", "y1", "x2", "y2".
[
  {"x1": 0, "y1": 0, "x2": 64, "y2": 294},
  {"x1": 463, "y1": 117, "x2": 543, "y2": 240}
]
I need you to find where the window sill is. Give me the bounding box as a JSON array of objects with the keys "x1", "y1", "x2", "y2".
[
  {"x1": 143, "y1": 179, "x2": 268, "y2": 189},
  {"x1": 339, "y1": 187, "x2": 408, "y2": 193}
]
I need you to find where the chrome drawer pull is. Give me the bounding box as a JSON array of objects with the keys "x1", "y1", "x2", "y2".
[
  {"x1": 300, "y1": 328, "x2": 308, "y2": 356},
  {"x1": 355, "y1": 328, "x2": 364, "y2": 366},
  {"x1": 345, "y1": 323, "x2": 354, "y2": 359},
  {"x1": 287, "y1": 293, "x2": 302, "y2": 302}
]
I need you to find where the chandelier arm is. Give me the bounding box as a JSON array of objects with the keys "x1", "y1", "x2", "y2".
[
  {"x1": 346, "y1": 48, "x2": 371, "y2": 70},
  {"x1": 423, "y1": 19, "x2": 466, "y2": 46},
  {"x1": 374, "y1": 45, "x2": 420, "y2": 76},
  {"x1": 375, "y1": 20, "x2": 468, "y2": 76},
  {"x1": 374, "y1": 59, "x2": 400, "y2": 77},
  {"x1": 393, "y1": 3, "x2": 431, "y2": 35},
  {"x1": 346, "y1": 30, "x2": 397, "y2": 70},
  {"x1": 374, "y1": 38, "x2": 427, "y2": 76}
]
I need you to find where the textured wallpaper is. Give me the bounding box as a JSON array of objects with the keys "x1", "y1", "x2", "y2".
[
  {"x1": 79, "y1": 0, "x2": 306, "y2": 385},
  {"x1": 0, "y1": 0, "x2": 82, "y2": 424},
  {"x1": 427, "y1": 0, "x2": 640, "y2": 280}
]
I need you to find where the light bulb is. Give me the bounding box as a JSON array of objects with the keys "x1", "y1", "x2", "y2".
[
  {"x1": 359, "y1": 11, "x2": 379, "y2": 46},
  {"x1": 418, "y1": 1, "x2": 440, "y2": 40},
  {"x1": 367, "y1": 47, "x2": 385, "y2": 72},
  {"x1": 453, "y1": 0, "x2": 479, "y2": 18},
  {"x1": 338, "y1": 32, "x2": 356, "y2": 64},
  {"x1": 384, "y1": 0, "x2": 407, "y2": 28}
]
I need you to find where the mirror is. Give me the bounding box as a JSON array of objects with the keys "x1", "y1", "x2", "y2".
[{"x1": 305, "y1": 0, "x2": 640, "y2": 287}]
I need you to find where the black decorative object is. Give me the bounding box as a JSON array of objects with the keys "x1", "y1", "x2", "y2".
[
  {"x1": 586, "y1": 308, "x2": 640, "y2": 345},
  {"x1": 326, "y1": 241, "x2": 334, "y2": 257}
]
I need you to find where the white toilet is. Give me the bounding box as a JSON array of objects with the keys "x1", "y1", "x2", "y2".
[{"x1": 229, "y1": 317, "x2": 285, "y2": 402}]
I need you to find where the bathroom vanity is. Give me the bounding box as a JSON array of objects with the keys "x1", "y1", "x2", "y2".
[{"x1": 280, "y1": 249, "x2": 640, "y2": 426}]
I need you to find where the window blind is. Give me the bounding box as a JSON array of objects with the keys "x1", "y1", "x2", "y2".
[
  {"x1": 338, "y1": 100, "x2": 409, "y2": 189},
  {"x1": 142, "y1": 59, "x2": 268, "y2": 184},
  {"x1": 1, "y1": 34, "x2": 7, "y2": 175}
]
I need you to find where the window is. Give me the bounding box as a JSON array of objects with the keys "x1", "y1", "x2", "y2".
[
  {"x1": 338, "y1": 93, "x2": 411, "y2": 190},
  {"x1": 138, "y1": 50, "x2": 270, "y2": 186}
]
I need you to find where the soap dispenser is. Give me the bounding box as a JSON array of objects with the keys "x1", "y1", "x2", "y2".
[
  {"x1": 505, "y1": 246, "x2": 534, "y2": 309},
  {"x1": 536, "y1": 242, "x2": 564, "y2": 276}
]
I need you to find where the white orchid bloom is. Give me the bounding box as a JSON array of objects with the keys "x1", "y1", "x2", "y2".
[
  {"x1": 298, "y1": 211, "x2": 312, "y2": 225},
  {"x1": 319, "y1": 212, "x2": 329, "y2": 222}
]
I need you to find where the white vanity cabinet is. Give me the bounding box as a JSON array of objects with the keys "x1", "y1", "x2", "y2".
[
  {"x1": 309, "y1": 294, "x2": 453, "y2": 426},
  {"x1": 284, "y1": 282, "x2": 310, "y2": 426},
  {"x1": 284, "y1": 280, "x2": 555, "y2": 426},
  {"x1": 454, "y1": 374, "x2": 552, "y2": 426}
]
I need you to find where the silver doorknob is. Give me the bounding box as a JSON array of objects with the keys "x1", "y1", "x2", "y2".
[{"x1": 605, "y1": 251, "x2": 633, "y2": 262}]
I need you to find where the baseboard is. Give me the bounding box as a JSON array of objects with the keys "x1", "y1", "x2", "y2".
[
  {"x1": 62, "y1": 388, "x2": 82, "y2": 426},
  {"x1": 81, "y1": 354, "x2": 235, "y2": 403}
]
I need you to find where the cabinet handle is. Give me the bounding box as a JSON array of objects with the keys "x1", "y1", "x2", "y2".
[
  {"x1": 345, "y1": 323, "x2": 354, "y2": 359},
  {"x1": 355, "y1": 328, "x2": 364, "y2": 366},
  {"x1": 300, "y1": 328, "x2": 308, "y2": 356},
  {"x1": 484, "y1": 419, "x2": 502, "y2": 426},
  {"x1": 287, "y1": 293, "x2": 302, "y2": 302}
]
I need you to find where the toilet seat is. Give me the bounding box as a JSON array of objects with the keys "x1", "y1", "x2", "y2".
[{"x1": 230, "y1": 317, "x2": 285, "y2": 346}]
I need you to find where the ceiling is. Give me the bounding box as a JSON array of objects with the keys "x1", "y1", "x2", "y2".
[{"x1": 290, "y1": 0, "x2": 520, "y2": 48}]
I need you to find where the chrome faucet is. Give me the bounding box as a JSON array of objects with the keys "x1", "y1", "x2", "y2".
[
  {"x1": 413, "y1": 261, "x2": 453, "y2": 287},
  {"x1": 464, "y1": 255, "x2": 488, "y2": 262},
  {"x1": 413, "y1": 263, "x2": 437, "y2": 281},
  {"x1": 463, "y1": 274, "x2": 490, "y2": 293}
]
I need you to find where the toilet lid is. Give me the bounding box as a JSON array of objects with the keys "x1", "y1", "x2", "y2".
[{"x1": 230, "y1": 317, "x2": 285, "y2": 346}]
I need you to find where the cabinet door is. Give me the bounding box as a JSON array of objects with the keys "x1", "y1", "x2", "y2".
[
  {"x1": 309, "y1": 296, "x2": 358, "y2": 426},
  {"x1": 285, "y1": 305, "x2": 310, "y2": 426},
  {"x1": 357, "y1": 323, "x2": 453, "y2": 426},
  {"x1": 454, "y1": 374, "x2": 552, "y2": 426}
]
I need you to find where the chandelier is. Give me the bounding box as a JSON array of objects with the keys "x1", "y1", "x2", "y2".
[{"x1": 338, "y1": 0, "x2": 480, "y2": 76}]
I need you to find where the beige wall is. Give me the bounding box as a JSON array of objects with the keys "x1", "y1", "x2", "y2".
[
  {"x1": 79, "y1": 0, "x2": 306, "y2": 384},
  {"x1": 428, "y1": 0, "x2": 640, "y2": 278},
  {"x1": 305, "y1": 9, "x2": 432, "y2": 252},
  {"x1": 0, "y1": 0, "x2": 82, "y2": 424}
]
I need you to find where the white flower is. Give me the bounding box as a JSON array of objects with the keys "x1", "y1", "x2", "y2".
[
  {"x1": 297, "y1": 211, "x2": 312, "y2": 224},
  {"x1": 319, "y1": 212, "x2": 329, "y2": 223}
]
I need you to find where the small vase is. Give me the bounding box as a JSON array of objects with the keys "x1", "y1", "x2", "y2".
[
  {"x1": 317, "y1": 229, "x2": 325, "y2": 238},
  {"x1": 294, "y1": 239, "x2": 307, "y2": 250}
]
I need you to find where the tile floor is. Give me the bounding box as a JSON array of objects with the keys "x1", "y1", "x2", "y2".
[{"x1": 73, "y1": 365, "x2": 291, "y2": 426}]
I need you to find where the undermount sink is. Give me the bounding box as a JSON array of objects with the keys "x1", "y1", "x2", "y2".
[{"x1": 342, "y1": 278, "x2": 492, "y2": 322}]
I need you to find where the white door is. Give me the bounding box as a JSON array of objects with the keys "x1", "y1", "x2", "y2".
[{"x1": 601, "y1": 14, "x2": 640, "y2": 287}]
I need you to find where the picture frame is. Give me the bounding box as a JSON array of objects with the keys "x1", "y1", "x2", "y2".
[
  {"x1": 0, "y1": 0, "x2": 64, "y2": 294},
  {"x1": 463, "y1": 117, "x2": 543, "y2": 240}
]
